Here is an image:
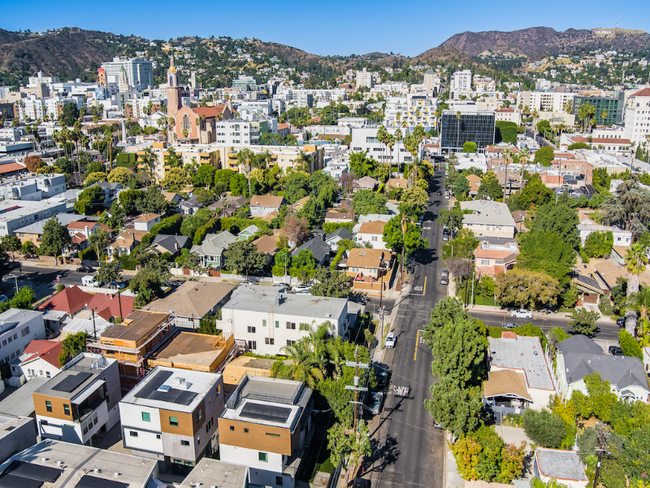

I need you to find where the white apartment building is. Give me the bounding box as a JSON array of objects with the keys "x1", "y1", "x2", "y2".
[
  {"x1": 337, "y1": 117, "x2": 368, "y2": 129},
  {"x1": 219, "y1": 376, "x2": 313, "y2": 488},
  {"x1": 101, "y1": 57, "x2": 154, "y2": 89},
  {"x1": 350, "y1": 127, "x2": 412, "y2": 163},
  {"x1": 219, "y1": 286, "x2": 349, "y2": 356},
  {"x1": 384, "y1": 94, "x2": 437, "y2": 130},
  {"x1": 0, "y1": 197, "x2": 67, "y2": 236},
  {"x1": 119, "y1": 367, "x2": 225, "y2": 471},
  {"x1": 237, "y1": 99, "x2": 273, "y2": 117},
  {"x1": 624, "y1": 87, "x2": 650, "y2": 144},
  {"x1": 0, "y1": 309, "x2": 46, "y2": 366},
  {"x1": 473, "y1": 76, "x2": 496, "y2": 93},
  {"x1": 494, "y1": 107, "x2": 522, "y2": 125},
  {"x1": 451, "y1": 70, "x2": 473, "y2": 97},
  {"x1": 277, "y1": 88, "x2": 347, "y2": 104},
  {"x1": 33, "y1": 353, "x2": 122, "y2": 445},
  {"x1": 356, "y1": 68, "x2": 375, "y2": 89},
  {"x1": 0, "y1": 173, "x2": 66, "y2": 202},
  {"x1": 517, "y1": 91, "x2": 576, "y2": 113},
  {"x1": 370, "y1": 82, "x2": 410, "y2": 97},
  {"x1": 27, "y1": 71, "x2": 59, "y2": 87},
  {"x1": 423, "y1": 69, "x2": 441, "y2": 92},
  {"x1": 215, "y1": 119, "x2": 269, "y2": 145},
  {"x1": 17, "y1": 95, "x2": 85, "y2": 121}
]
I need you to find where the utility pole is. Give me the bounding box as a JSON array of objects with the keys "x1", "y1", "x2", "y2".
[
  {"x1": 471, "y1": 271, "x2": 475, "y2": 308},
  {"x1": 592, "y1": 429, "x2": 607, "y2": 488},
  {"x1": 91, "y1": 309, "x2": 97, "y2": 340},
  {"x1": 345, "y1": 346, "x2": 369, "y2": 433}
]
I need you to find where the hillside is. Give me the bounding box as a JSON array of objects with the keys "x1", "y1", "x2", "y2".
[
  {"x1": 0, "y1": 28, "x2": 123, "y2": 79},
  {"x1": 439, "y1": 26, "x2": 650, "y2": 59},
  {"x1": 412, "y1": 45, "x2": 478, "y2": 65},
  {"x1": 253, "y1": 40, "x2": 321, "y2": 64}
]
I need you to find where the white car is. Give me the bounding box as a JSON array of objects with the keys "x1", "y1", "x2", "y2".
[
  {"x1": 385, "y1": 332, "x2": 396, "y2": 348},
  {"x1": 292, "y1": 285, "x2": 311, "y2": 294},
  {"x1": 511, "y1": 309, "x2": 533, "y2": 319}
]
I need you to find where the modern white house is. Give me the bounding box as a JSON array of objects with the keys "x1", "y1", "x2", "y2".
[
  {"x1": 0, "y1": 309, "x2": 46, "y2": 367},
  {"x1": 250, "y1": 195, "x2": 285, "y2": 217},
  {"x1": 33, "y1": 353, "x2": 122, "y2": 445},
  {"x1": 134, "y1": 213, "x2": 161, "y2": 232},
  {"x1": 219, "y1": 376, "x2": 313, "y2": 488},
  {"x1": 119, "y1": 366, "x2": 225, "y2": 473},
  {"x1": 219, "y1": 286, "x2": 349, "y2": 356},
  {"x1": 354, "y1": 220, "x2": 388, "y2": 250}
]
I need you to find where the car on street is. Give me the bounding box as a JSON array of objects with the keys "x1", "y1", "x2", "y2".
[
  {"x1": 503, "y1": 323, "x2": 518, "y2": 329},
  {"x1": 108, "y1": 281, "x2": 126, "y2": 290},
  {"x1": 369, "y1": 391, "x2": 384, "y2": 416},
  {"x1": 416, "y1": 215, "x2": 424, "y2": 226},
  {"x1": 511, "y1": 309, "x2": 533, "y2": 319},
  {"x1": 76, "y1": 266, "x2": 94, "y2": 273},
  {"x1": 609, "y1": 346, "x2": 624, "y2": 356},
  {"x1": 616, "y1": 317, "x2": 626, "y2": 327},
  {"x1": 385, "y1": 332, "x2": 396, "y2": 348},
  {"x1": 0, "y1": 295, "x2": 7, "y2": 303},
  {"x1": 376, "y1": 369, "x2": 390, "y2": 389},
  {"x1": 580, "y1": 186, "x2": 589, "y2": 194},
  {"x1": 436, "y1": 190, "x2": 442, "y2": 196},
  {"x1": 353, "y1": 478, "x2": 371, "y2": 488},
  {"x1": 440, "y1": 275, "x2": 448, "y2": 286},
  {"x1": 442, "y1": 230, "x2": 450, "y2": 242},
  {"x1": 82, "y1": 275, "x2": 100, "y2": 287}
]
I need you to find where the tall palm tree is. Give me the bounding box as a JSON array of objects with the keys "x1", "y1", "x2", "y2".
[
  {"x1": 502, "y1": 148, "x2": 514, "y2": 198},
  {"x1": 394, "y1": 128, "x2": 403, "y2": 173},
  {"x1": 624, "y1": 243, "x2": 649, "y2": 336},
  {"x1": 627, "y1": 288, "x2": 650, "y2": 342},
  {"x1": 377, "y1": 125, "x2": 389, "y2": 166},
  {"x1": 518, "y1": 147, "x2": 530, "y2": 192},
  {"x1": 386, "y1": 134, "x2": 395, "y2": 193},
  {"x1": 455, "y1": 111, "x2": 461, "y2": 151}
]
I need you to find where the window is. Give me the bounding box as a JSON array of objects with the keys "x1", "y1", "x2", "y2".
[
  {"x1": 265, "y1": 338, "x2": 275, "y2": 345},
  {"x1": 244, "y1": 428, "x2": 249, "y2": 433},
  {"x1": 266, "y1": 433, "x2": 281, "y2": 437},
  {"x1": 276, "y1": 477, "x2": 284, "y2": 486},
  {"x1": 40, "y1": 420, "x2": 48, "y2": 426},
  {"x1": 230, "y1": 425, "x2": 235, "y2": 432},
  {"x1": 287, "y1": 340, "x2": 296, "y2": 346},
  {"x1": 247, "y1": 326, "x2": 256, "y2": 334},
  {"x1": 275, "y1": 321, "x2": 279, "y2": 328},
  {"x1": 169, "y1": 417, "x2": 179, "y2": 427},
  {"x1": 262, "y1": 319, "x2": 267, "y2": 327},
  {"x1": 2, "y1": 340, "x2": 5, "y2": 346},
  {"x1": 12, "y1": 334, "x2": 16, "y2": 340},
  {"x1": 299, "y1": 323, "x2": 310, "y2": 331},
  {"x1": 142, "y1": 412, "x2": 150, "y2": 422},
  {"x1": 259, "y1": 452, "x2": 268, "y2": 462},
  {"x1": 8, "y1": 337, "x2": 11, "y2": 344},
  {"x1": 45, "y1": 401, "x2": 52, "y2": 412},
  {"x1": 21, "y1": 326, "x2": 30, "y2": 337},
  {"x1": 181, "y1": 440, "x2": 190, "y2": 446},
  {"x1": 286, "y1": 322, "x2": 296, "y2": 330},
  {"x1": 248, "y1": 340, "x2": 257, "y2": 350},
  {"x1": 46, "y1": 371, "x2": 51, "y2": 378},
  {"x1": 130, "y1": 431, "x2": 138, "y2": 438},
  {"x1": 480, "y1": 259, "x2": 490, "y2": 266},
  {"x1": 63, "y1": 404, "x2": 70, "y2": 416},
  {"x1": 156, "y1": 434, "x2": 161, "y2": 439},
  {"x1": 197, "y1": 409, "x2": 203, "y2": 421}
]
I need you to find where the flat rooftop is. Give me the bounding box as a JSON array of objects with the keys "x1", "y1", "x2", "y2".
[
  {"x1": 0, "y1": 439, "x2": 157, "y2": 488},
  {"x1": 488, "y1": 336, "x2": 554, "y2": 390},
  {"x1": 143, "y1": 281, "x2": 237, "y2": 318},
  {"x1": 101, "y1": 310, "x2": 169, "y2": 343},
  {"x1": 536, "y1": 448, "x2": 587, "y2": 481},
  {"x1": 147, "y1": 331, "x2": 231, "y2": 371},
  {"x1": 35, "y1": 355, "x2": 111, "y2": 401},
  {"x1": 0, "y1": 377, "x2": 48, "y2": 417},
  {"x1": 121, "y1": 366, "x2": 221, "y2": 413},
  {"x1": 180, "y1": 458, "x2": 248, "y2": 488},
  {"x1": 460, "y1": 200, "x2": 517, "y2": 227},
  {"x1": 223, "y1": 286, "x2": 348, "y2": 320},
  {"x1": 0, "y1": 416, "x2": 34, "y2": 443}
]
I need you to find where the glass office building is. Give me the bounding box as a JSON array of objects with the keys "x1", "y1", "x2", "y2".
[
  {"x1": 440, "y1": 111, "x2": 496, "y2": 152},
  {"x1": 572, "y1": 92, "x2": 624, "y2": 126}
]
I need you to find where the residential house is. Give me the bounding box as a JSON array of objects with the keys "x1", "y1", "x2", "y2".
[
  {"x1": 0, "y1": 309, "x2": 47, "y2": 367},
  {"x1": 219, "y1": 376, "x2": 313, "y2": 488},
  {"x1": 459, "y1": 200, "x2": 517, "y2": 238},
  {"x1": 475, "y1": 237, "x2": 519, "y2": 277},
  {"x1": 0, "y1": 439, "x2": 160, "y2": 488},
  {"x1": 162, "y1": 192, "x2": 183, "y2": 205},
  {"x1": 466, "y1": 174, "x2": 482, "y2": 197},
  {"x1": 86, "y1": 293, "x2": 135, "y2": 321},
  {"x1": 533, "y1": 448, "x2": 588, "y2": 488},
  {"x1": 179, "y1": 458, "x2": 248, "y2": 488},
  {"x1": 577, "y1": 214, "x2": 632, "y2": 247},
  {"x1": 555, "y1": 335, "x2": 650, "y2": 402},
  {"x1": 147, "y1": 331, "x2": 235, "y2": 374},
  {"x1": 292, "y1": 196, "x2": 310, "y2": 212},
  {"x1": 18, "y1": 339, "x2": 63, "y2": 381},
  {"x1": 219, "y1": 286, "x2": 349, "y2": 356},
  {"x1": 150, "y1": 234, "x2": 189, "y2": 256},
  {"x1": 291, "y1": 238, "x2": 331, "y2": 266},
  {"x1": 0, "y1": 415, "x2": 37, "y2": 465},
  {"x1": 86, "y1": 311, "x2": 173, "y2": 394},
  {"x1": 209, "y1": 195, "x2": 247, "y2": 217},
  {"x1": 143, "y1": 281, "x2": 237, "y2": 330},
  {"x1": 66, "y1": 221, "x2": 113, "y2": 248},
  {"x1": 14, "y1": 213, "x2": 85, "y2": 246},
  {"x1": 325, "y1": 200, "x2": 354, "y2": 224},
  {"x1": 33, "y1": 353, "x2": 122, "y2": 445},
  {"x1": 61, "y1": 314, "x2": 112, "y2": 341},
  {"x1": 109, "y1": 229, "x2": 148, "y2": 256},
  {"x1": 90, "y1": 181, "x2": 122, "y2": 203},
  {"x1": 180, "y1": 195, "x2": 202, "y2": 216},
  {"x1": 190, "y1": 231, "x2": 237, "y2": 269},
  {"x1": 354, "y1": 220, "x2": 388, "y2": 250},
  {"x1": 250, "y1": 195, "x2": 285, "y2": 217},
  {"x1": 386, "y1": 178, "x2": 408, "y2": 190},
  {"x1": 134, "y1": 213, "x2": 161, "y2": 232},
  {"x1": 119, "y1": 366, "x2": 225, "y2": 473},
  {"x1": 253, "y1": 235, "x2": 280, "y2": 265},
  {"x1": 238, "y1": 225, "x2": 260, "y2": 241},
  {"x1": 354, "y1": 176, "x2": 379, "y2": 192},
  {"x1": 326, "y1": 227, "x2": 353, "y2": 251},
  {"x1": 38, "y1": 286, "x2": 93, "y2": 316},
  {"x1": 485, "y1": 333, "x2": 555, "y2": 414}
]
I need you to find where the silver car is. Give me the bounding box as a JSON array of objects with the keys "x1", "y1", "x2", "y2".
[{"x1": 369, "y1": 392, "x2": 384, "y2": 416}]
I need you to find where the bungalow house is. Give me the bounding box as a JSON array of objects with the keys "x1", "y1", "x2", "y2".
[
  {"x1": 325, "y1": 200, "x2": 354, "y2": 224},
  {"x1": 179, "y1": 195, "x2": 202, "y2": 215},
  {"x1": 292, "y1": 196, "x2": 310, "y2": 212},
  {"x1": 67, "y1": 221, "x2": 112, "y2": 240},
  {"x1": 354, "y1": 176, "x2": 379, "y2": 192},
  {"x1": 345, "y1": 248, "x2": 390, "y2": 280},
  {"x1": 149, "y1": 234, "x2": 189, "y2": 256},
  {"x1": 354, "y1": 220, "x2": 388, "y2": 250},
  {"x1": 326, "y1": 227, "x2": 353, "y2": 251},
  {"x1": 250, "y1": 195, "x2": 285, "y2": 217},
  {"x1": 209, "y1": 195, "x2": 248, "y2": 217},
  {"x1": 252, "y1": 234, "x2": 280, "y2": 265},
  {"x1": 555, "y1": 335, "x2": 650, "y2": 402},
  {"x1": 108, "y1": 230, "x2": 148, "y2": 256},
  {"x1": 387, "y1": 178, "x2": 408, "y2": 190},
  {"x1": 475, "y1": 237, "x2": 519, "y2": 277},
  {"x1": 292, "y1": 238, "x2": 331, "y2": 266},
  {"x1": 237, "y1": 225, "x2": 260, "y2": 241},
  {"x1": 466, "y1": 174, "x2": 482, "y2": 197},
  {"x1": 162, "y1": 192, "x2": 183, "y2": 205},
  {"x1": 191, "y1": 231, "x2": 237, "y2": 268},
  {"x1": 133, "y1": 213, "x2": 161, "y2": 232},
  {"x1": 38, "y1": 286, "x2": 93, "y2": 315}
]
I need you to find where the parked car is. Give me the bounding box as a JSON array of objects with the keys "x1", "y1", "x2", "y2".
[
  {"x1": 436, "y1": 190, "x2": 442, "y2": 196},
  {"x1": 376, "y1": 369, "x2": 390, "y2": 389},
  {"x1": 511, "y1": 309, "x2": 533, "y2": 319},
  {"x1": 108, "y1": 281, "x2": 126, "y2": 290},
  {"x1": 0, "y1": 295, "x2": 7, "y2": 303},
  {"x1": 609, "y1": 346, "x2": 624, "y2": 356},
  {"x1": 82, "y1": 275, "x2": 100, "y2": 287},
  {"x1": 440, "y1": 275, "x2": 449, "y2": 286},
  {"x1": 76, "y1": 266, "x2": 94, "y2": 273},
  {"x1": 416, "y1": 215, "x2": 424, "y2": 226},
  {"x1": 292, "y1": 285, "x2": 311, "y2": 294},
  {"x1": 503, "y1": 323, "x2": 518, "y2": 329},
  {"x1": 616, "y1": 317, "x2": 626, "y2": 327},
  {"x1": 442, "y1": 231, "x2": 449, "y2": 242},
  {"x1": 440, "y1": 268, "x2": 449, "y2": 278},
  {"x1": 580, "y1": 186, "x2": 589, "y2": 194},
  {"x1": 385, "y1": 332, "x2": 396, "y2": 348},
  {"x1": 369, "y1": 392, "x2": 384, "y2": 416},
  {"x1": 353, "y1": 478, "x2": 371, "y2": 488}
]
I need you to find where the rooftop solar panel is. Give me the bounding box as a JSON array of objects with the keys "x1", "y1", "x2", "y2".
[
  {"x1": 51, "y1": 372, "x2": 92, "y2": 393},
  {"x1": 135, "y1": 370, "x2": 173, "y2": 399},
  {"x1": 240, "y1": 402, "x2": 291, "y2": 423},
  {"x1": 2, "y1": 461, "x2": 61, "y2": 483},
  {"x1": 134, "y1": 370, "x2": 197, "y2": 405},
  {"x1": 0, "y1": 473, "x2": 44, "y2": 488},
  {"x1": 76, "y1": 475, "x2": 129, "y2": 488}
]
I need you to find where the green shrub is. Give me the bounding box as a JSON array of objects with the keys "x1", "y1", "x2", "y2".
[
  {"x1": 119, "y1": 253, "x2": 138, "y2": 271},
  {"x1": 599, "y1": 298, "x2": 613, "y2": 316},
  {"x1": 619, "y1": 329, "x2": 642, "y2": 359},
  {"x1": 522, "y1": 409, "x2": 566, "y2": 448},
  {"x1": 79, "y1": 247, "x2": 97, "y2": 261},
  {"x1": 487, "y1": 326, "x2": 503, "y2": 338}
]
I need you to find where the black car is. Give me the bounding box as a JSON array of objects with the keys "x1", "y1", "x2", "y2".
[
  {"x1": 437, "y1": 190, "x2": 442, "y2": 195},
  {"x1": 616, "y1": 317, "x2": 626, "y2": 327},
  {"x1": 76, "y1": 266, "x2": 94, "y2": 273},
  {"x1": 609, "y1": 346, "x2": 624, "y2": 356}
]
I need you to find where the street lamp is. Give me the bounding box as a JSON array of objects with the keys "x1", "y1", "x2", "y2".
[{"x1": 6, "y1": 274, "x2": 18, "y2": 294}]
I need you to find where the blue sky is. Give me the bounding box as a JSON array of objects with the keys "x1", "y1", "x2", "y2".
[{"x1": 1, "y1": 0, "x2": 649, "y2": 57}]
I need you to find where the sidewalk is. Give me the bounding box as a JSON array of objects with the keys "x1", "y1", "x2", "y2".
[{"x1": 372, "y1": 279, "x2": 409, "y2": 363}]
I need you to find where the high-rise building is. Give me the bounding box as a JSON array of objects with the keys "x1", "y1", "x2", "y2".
[
  {"x1": 573, "y1": 92, "x2": 624, "y2": 126},
  {"x1": 451, "y1": 70, "x2": 472, "y2": 97},
  {"x1": 100, "y1": 57, "x2": 154, "y2": 89},
  {"x1": 356, "y1": 68, "x2": 374, "y2": 89},
  {"x1": 624, "y1": 87, "x2": 650, "y2": 144},
  {"x1": 440, "y1": 110, "x2": 496, "y2": 152}
]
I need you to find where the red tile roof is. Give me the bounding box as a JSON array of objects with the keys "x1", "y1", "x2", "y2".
[
  {"x1": 67, "y1": 221, "x2": 94, "y2": 230},
  {"x1": 87, "y1": 293, "x2": 135, "y2": 320},
  {"x1": 38, "y1": 286, "x2": 93, "y2": 314},
  {"x1": 20, "y1": 340, "x2": 63, "y2": 369},
  {"x1": 631, "y1": 87, "x2": 650, "y2": 98},
  {"x1": 0, "y1": 163, "x2": 27, "y2": 174},
  {"x1": 191, "y1": 105, "x2": 227, "y2": 117},
  {"x1": 571, "y1": 136, "x2": 631, "y2": 145},
  {"x1": 71, "y1": 233, "x2": 87, "y2": 245}
]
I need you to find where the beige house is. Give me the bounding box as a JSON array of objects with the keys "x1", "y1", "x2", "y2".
[{"x1": 460, "y1": 200, "x2": 517, "y2": 238}]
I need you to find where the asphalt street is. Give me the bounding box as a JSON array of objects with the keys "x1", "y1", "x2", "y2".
[
  {"x1": 0, "y1": 264, "x2": 97, "y2": 302},
  {"x1": 369, "y1": 173, "x2": 447, "y2": 488}
]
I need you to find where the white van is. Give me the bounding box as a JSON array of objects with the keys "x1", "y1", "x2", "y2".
[{"x1": 82, "y1": 275, "x2": 99, "y2": 287}]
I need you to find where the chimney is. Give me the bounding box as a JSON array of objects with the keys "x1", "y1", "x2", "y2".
[{"x1": 85, "y1": 226, "x2": 89, "y2": 237}]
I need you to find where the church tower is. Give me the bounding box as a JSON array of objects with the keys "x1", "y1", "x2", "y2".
[{"x1": 167, "y1": 57, "x2": 182, "y2": 142}]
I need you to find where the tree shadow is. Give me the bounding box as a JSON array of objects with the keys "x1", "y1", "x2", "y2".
[{"x1": 362, "y1": 433, "x2": 400, "y2": 474}]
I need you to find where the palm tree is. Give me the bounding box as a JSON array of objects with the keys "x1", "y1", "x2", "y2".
[
  {"x1": 502, "y1": 148, "x2": 514, "y2": 198},
  {"x1": 627, "y1": 288, "x2": 650, "y2": 342},
  {"x1": 281, "y1": 341, "x2": 324, "y2": 389},
  {"x1": 394, "y1": 128, "x2": 403, "y2": 173},
  {"x1": 386, "y1": 134, "x2": 395, "y2": 193},
  {"x1": 455, "y1": 111, "x2": 461, "y2": 151},
  {"x1": 141, "y1": 147, "x2": 158, "y2": 184},
  {"x1": 600, "y1": 109, "x2": 608, "y2": 125},
  {"x1": 624, "y1": 243, "x2": 649, "y2": 336},
  {"x1": 518, "y1": 147, "x2": 530, "y2": 192},
  {"x1": 377, "y1": 125, "x2": 389, "y2": 165}
]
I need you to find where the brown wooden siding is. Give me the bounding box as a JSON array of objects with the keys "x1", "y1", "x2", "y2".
[
  {"x1": 33, "y1": 393, "x2": 75, "y2": 422},
  {"x1": 218, "y1": 418, "x2": 292, "y2": 456}
]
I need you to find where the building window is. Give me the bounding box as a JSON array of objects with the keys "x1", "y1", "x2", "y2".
[
  {"x1": 276, "y1": 477, "x2": 284, "y2": 486},
  {"x1": 169, "y1": 417, "x2": 179, "y2": 427},
  {"x1": 287, "y1": 340, "x2": 296, "y2": 346},
  {"x1": 46, "y1": 371, "x2": 51, "y2": 378},
  {"x1": 259, "y1": 452, "x2": 268, "y2": 462},
  {"x1": 142, "y1": 412, "x2": 150, "y2": 422},
  {"x1": 130, "y1": 431, "x2": 138, "y2": 437},
  {"x1": 275, "y1": 321, "x2": 279, "y2": 328},
  {"x1": 230, "y1": 425, "x2": 235, "y2": 432},
  {"x1": 244, "y1": 428, "x2": 249, "y2": 433},
  {"x1": 262, "y1": 319, "x2": 267, "y2": 327},
  {"x1": 248, "y1": 340, "x2": 257, "y2": 350},
  {"x1": 265, "y1": 338, "x2": 275, "y2": 345},
  {"x1": 197, "y1": 409, "x2": 203, "y2": 421},
  {"x1": 21, "y1": 327, "x2": 30, "y2": 337},
  {"x1": 181, "y1": 440, "x2": 190, "y2": 446},
  {"x1": 45, "y1": 401, "x2": 52, "y2": 412},
  {"x1": 480, "y1": 260, "x2": 490, "y2": 266},
  {"x1": 286, "y1": 322, "x2": 296, "y2": 330},
  {"x1": 247, "y1": 326, "x2": 256, "y2": 333},
  {"x1": 40, "y1": 420, "x2": 48, "y2": 426},
  {"x1": 266, "y1": 433, "x2": 281, "y2": 437},
  {"x1": 156, "y1": 434, "x2": 161, "y2": 439},
  {"x1": 63, "y1": 404, "x2": 70, "y2": 416}
]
